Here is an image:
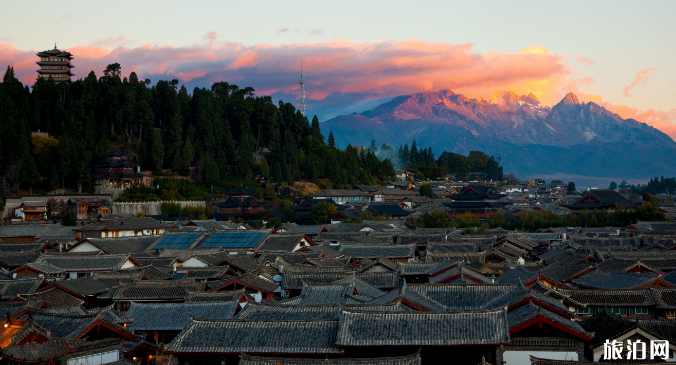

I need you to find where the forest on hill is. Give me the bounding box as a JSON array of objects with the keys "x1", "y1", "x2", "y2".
[{"x1": 0, "y1": 63, "x2": 504, "y2": 198}]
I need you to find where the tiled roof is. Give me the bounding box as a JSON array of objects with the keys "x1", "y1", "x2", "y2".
[
  {"x1": 113, "y1": 280, "x2": 206, "y2": 301},
  {"x1": 28, "y1": 311, "x2": 135, "y2": 339},
  {"x1": 184, "y1": 289, "x2": 248, "y2": 303},
  {"x1": 507, "y1": 301, "x2": 590, "y2": 338},
  {"x1": 0, "y1": 225, "x2": 48, "y2": 237},
  {"x1": 212, "y1": 273, "x2": 279, "y2": 293},
  {"x1": 1, "y1": 336, "x2": 84, "y2": 362},
  {"x1": 559, "y1": 289, "x2": 655, "y2": 306},
  {"x1": 0, "y1": 251, "x2": 42, "y2": 268},
  {"x1": 73, "y1": 217, "x2": 171, "y2": 232},
  {"x1": 282, "y1": 272, "x2": 399, "y2": 290},
  {"x1": 256, "y1": 234, "x2": 309, "y2": 252},
  {"x1": 237, "y1": 302, "x2": 406, "y2": 321},
  {"x1": 18, "y1": 287, "x2": 84, "y2": 307},
  {"x1": 338, "y1": 245, "x2": 416, "y2": 259},
  {"x1": 165, "y1": 318, "x2": 343, "y2": 354},
  {"x1": 80, "y1": 236, "x2": 160, "y2": 254},
  {"x1": 571, "y1": 270, "x2": 660, "y2": 290},
  {"x1": 494, "y1": 266, "x2": 539, "y2": 285},
  {"x1": 238, "y1": 353, "x2": 421, "y2": 365},
  {"x1": 49, "y1": 277, "x2": 111, "y2": 297},
  {"x1": 0, "y1": 278, "x2": 43, "y2": 300},
  {"x1": 36, "y1": 254, "x2": 133, "y2": 271},
  {"x1": 649, "y1": 288, "x2": 676, "y2": 309},
  {"x1": 336, "y1": 309, "x2": 509, "y2": 346},
  {"x1": 279, "y1": 279, "x2": 386, "y2": 305},
  {"x1": 126, "y1": 302, "x2": 238, "y2": 331}
]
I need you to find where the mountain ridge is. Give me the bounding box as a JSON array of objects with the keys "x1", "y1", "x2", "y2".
[{"x1": 323, "y1": 90, "x2": 676, "y2": 178}]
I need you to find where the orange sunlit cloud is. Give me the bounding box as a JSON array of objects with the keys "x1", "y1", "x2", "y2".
[
  {"x1": 575, "y1": 54, "x2": 594, "y2": 65},
  {"x1": 624, "y1": 68, "x2": 655, "y2": 97},
  {"x1": 1, "y1": 36, "x2": 674, "y2": 138}
]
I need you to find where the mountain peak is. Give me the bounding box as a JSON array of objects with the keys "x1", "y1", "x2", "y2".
[{"x1": 560, "y1": 92, "x2": 580, "y2": 105}]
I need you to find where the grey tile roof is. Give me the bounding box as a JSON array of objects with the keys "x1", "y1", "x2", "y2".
[
  {"x1": 0, "y1": 278, "x2": 43, "y2": 300},
  {"x1": 126, "y1": 302, "x2": 238, "y2": 331},
  {"x1": 238, "y1": 353, "x2": 421, "y2": 365},
  {"x1": 164, "y1": 318, "x2": 343, "y2": 354},
  {"x1": 28, "y1": 311, "x2": 135, "y2": 339},
  {"x1": 256, "y1": 234, "x2": 310, "y2": 252},
  {"x1": 404, "y1": 284, "x2": 518, "y2": 311},
  {"x1": 426, "y1": 251, "x2": 487, "y2": 263},
  {"x1": 0, "y1": 225, "x2": 49, "y2": 237},
  {"x1": 649, "y1": 288, "x2": 676, "y2": 309},
  {"x1": 17, "y1": 287, "x2": 84, "y2": 308},
  {"x1": 571, "y1": 270, "x2": 660, "y2": 290},
  {"x1": 50, "y1": 277, "x2": 111, "y2": 297},
  {"x1": 282, "y1": 272, "x2": 399, "y2": 290},
  {"x1": 338, "y1": 245, "x2": 416, "y2": 259},
  {"x1": 80, "y1": 236, "x2": 160, "y2": 254},
  {"x1": 279, "y1": 280, "x2": 386, "y2": 306},
  {"x1": 36, "y1": 254, "x2": 133, "y2": 271},
  {"x1": 237, "y1": 302, "x2": 406, "y2": 320},
  {"x1": 73, "y1": 217, "x2": 171, "y2": 232},
  {"x1": 1, "y1": 336, "x2": 84, "y2": 362},
  {"x1": 113, "y1": 280, "x2": 206, "y2": 301},
  {"x1": 558, "y1": 288, "x2": 655, "y2": 306},
  {"x1": 212, "y1": 273, "x2": 279, "y2": 293},
  {"x1": 507, "y1": 302, "x2": 590, "y2": 338},
  {"x1": 0, "y1": 251, "x2": 42, "y2": 268},
  {"x1": 184, "y1": 289, "x2": 248, "y2": 303},
  {"x1": 336, "y1": 309, "x2": 509, "y2": 346},
  {"x1": 0, "y1": 243, "x2": 46, "y2": 252},
  {"x1": 494, "y1": 266, "x2": 539, "y2": 284}
]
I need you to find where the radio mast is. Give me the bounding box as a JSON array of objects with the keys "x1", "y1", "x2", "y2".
[{"x1": 299, "y1": 63, "x2": 306, "y2": 116}]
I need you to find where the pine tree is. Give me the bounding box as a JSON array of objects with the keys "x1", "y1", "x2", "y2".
[
  {"x1": 202, "y1": 153, "x2": 220, "y2": 187},
  {"x1": 328, "y1": 131, "x2": 335, "y2": 148},
  {"x1": 172, "y1": 149, "x2": 184, "y2": 174},
  {"x1": 181, "y1": 139, "x2": 194, "y2": 176},
  {"x1": 150, "y1": 130, "x2": 165, "y2": 172},
  {"x1": 310, "y1": 115, "x2": 324, "y2": 144}
]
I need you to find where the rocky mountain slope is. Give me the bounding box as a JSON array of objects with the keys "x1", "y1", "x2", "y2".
[{"x1": 323, "y1": 91, "x2": 676, "y2": 178}]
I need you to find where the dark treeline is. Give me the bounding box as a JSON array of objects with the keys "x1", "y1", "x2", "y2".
[
  {"x1": 0, "y1": 64, "x2": 396, "y2": 197},
  {"x1": 410, "y1": 203, "x2": 666, "y2": 231},
  {"x1": 371, "y1": 139, "x2": 503, "y2": 181}
]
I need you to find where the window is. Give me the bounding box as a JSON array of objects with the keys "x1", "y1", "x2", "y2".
[
  {"x1": 577, "y1": 307, "x2": 594, "y2": 314},
  {"x1": 629, "y1": 307, "x2": 654, "y2": 314}
]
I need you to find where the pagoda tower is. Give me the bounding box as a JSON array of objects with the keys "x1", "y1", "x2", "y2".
[{"x1": 36, "y1": 44, "x2": 74, "y2": 82}]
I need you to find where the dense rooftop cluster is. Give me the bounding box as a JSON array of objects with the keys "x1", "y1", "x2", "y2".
[{"x1": 1, "y1": 214, "x2": 676, "y2": 364}]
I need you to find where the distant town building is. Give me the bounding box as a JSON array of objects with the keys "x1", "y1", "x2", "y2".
[{"x1": 36, "y1": 45, "x2": 74, "y2": 82}]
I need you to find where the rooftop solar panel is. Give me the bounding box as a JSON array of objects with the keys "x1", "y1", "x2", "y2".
[
  {"x1": 152, "y1": 234, "x2": 200, "y2": 249},
  {"x1": 200, "y1": 231, "x2": 268, "y2": 249}
]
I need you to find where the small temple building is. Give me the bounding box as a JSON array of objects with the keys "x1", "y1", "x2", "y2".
[{"x1": 36, "y1": 44, "x2": 74, "y2": 82}]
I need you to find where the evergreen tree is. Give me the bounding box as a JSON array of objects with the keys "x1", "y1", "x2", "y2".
[
  {"x1": 172, "y1": 149, "x2": 184, "y2": 174},
  {"x1": 181, "y1": 139, "x2": 194, "y2": 175},
  {"x1": 202, "y1": 153, "x2": 220, "y2": 187},
  {"x1": 328, "y1": 131, "x2": 335, "y2": 148},
  {"x1": 310, "y1": 115, "x2": 324, "y2": 144},
  {"x1": 150, "y1": 130, "x2": 165, "y2": 172}
]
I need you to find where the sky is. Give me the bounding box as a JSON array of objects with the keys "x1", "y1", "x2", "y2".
[{"x1": 1, "y1": 0, "x2": 675, "y2": 137}]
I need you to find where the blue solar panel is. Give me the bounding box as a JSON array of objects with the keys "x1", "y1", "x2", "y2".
[
  {"x1": 200, "y1": 232, "x2": 268, "y2": 249},
  {"x1": 152, "y1": 234, "x2": 200, "y2": 249}
]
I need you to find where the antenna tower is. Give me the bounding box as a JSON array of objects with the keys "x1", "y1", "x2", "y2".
[{"x1": 299, "y1": 63, "x2": 306, "y2": 116}]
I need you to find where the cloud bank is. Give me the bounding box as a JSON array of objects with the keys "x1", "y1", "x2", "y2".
[
  {"x1": 0, "y1": 36, "x2": 674, "y2": 138},
  {"x1": 624, "y1": 68, "x2": 655, "y2": 97}
]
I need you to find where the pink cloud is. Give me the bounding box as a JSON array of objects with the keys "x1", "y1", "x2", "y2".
[
  {"x1": 624, "y1": 67, "x2": 655, "y2": 96},
  {"x1": 1, "y1": 36, "x2": 674, "y2": 138},
  {"x1": 575, "y1": 54, "x2": 594, "y2": 65}
]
